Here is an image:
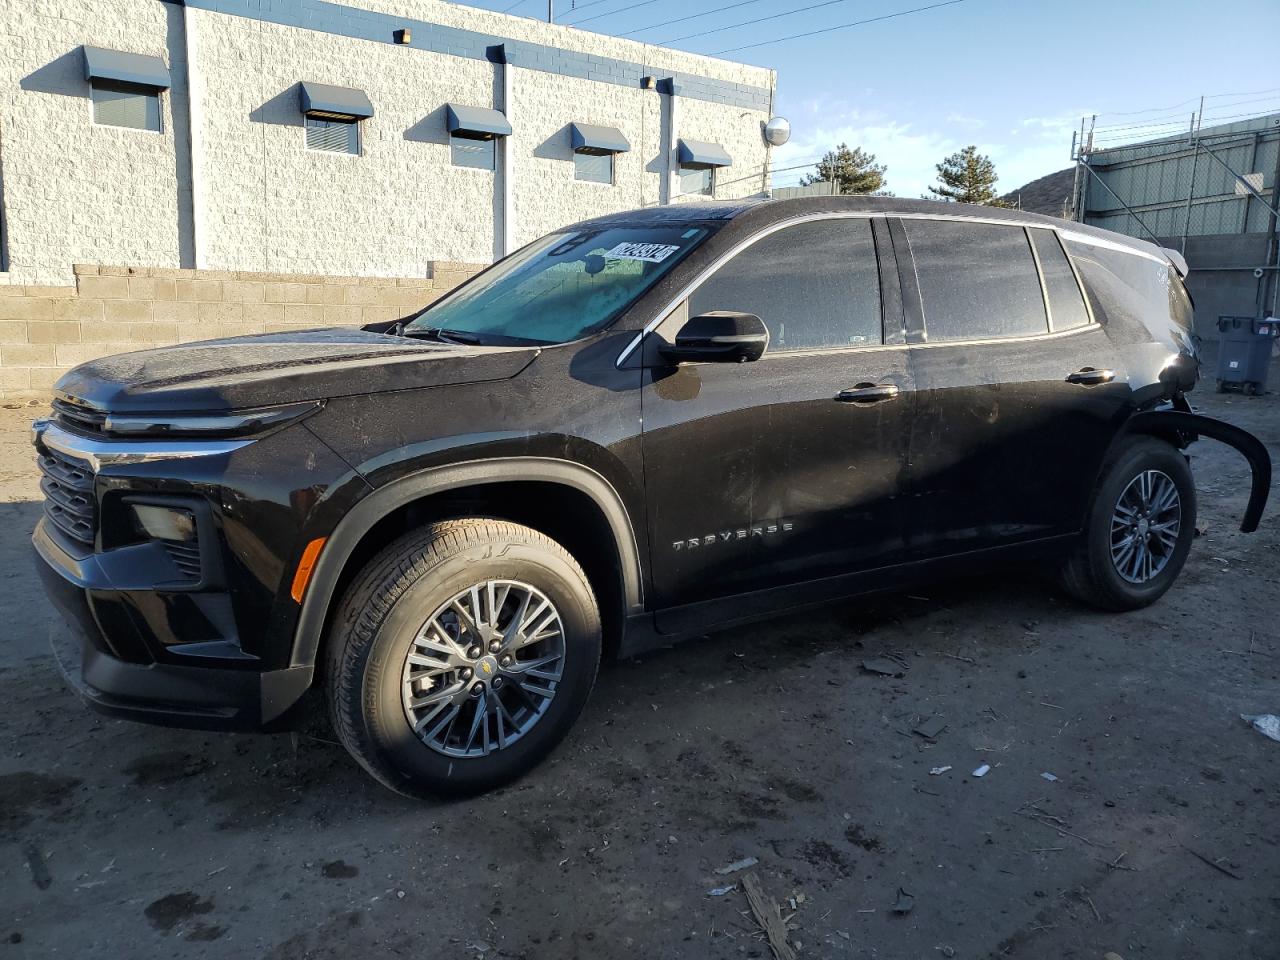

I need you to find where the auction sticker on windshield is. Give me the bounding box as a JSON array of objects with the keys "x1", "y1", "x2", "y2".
[{"x1": 605, "y1": 242, "x2": 682, "y2": 263}]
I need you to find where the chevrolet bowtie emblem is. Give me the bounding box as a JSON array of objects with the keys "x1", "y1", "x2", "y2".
[{"x1": 481, "y1": 661, "x2": 493, "y2": 674}]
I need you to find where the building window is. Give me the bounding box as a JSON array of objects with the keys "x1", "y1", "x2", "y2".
[
  {"x1": 90, "y1": 80, "x2": 161, "y2": 132},
  {"x1": 573, "y1": 152, "x2": 613, "y2": 184},
  {"x1": 451, "y1": 134, "x2": 496, "y2": 171},
  {"x1": 680, "y1": 167, "x2": 714, "y2": 197},
  {"x1": 305, "y1": 116, "x2": 360, "y2": 155}
]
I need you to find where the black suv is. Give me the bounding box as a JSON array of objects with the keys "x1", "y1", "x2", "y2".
[{"x1": 32, "y1": 197, "x2": 1270, "y2": 796}]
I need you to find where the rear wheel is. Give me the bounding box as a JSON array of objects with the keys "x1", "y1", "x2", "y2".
[
  {"x1": 325, "y1": 519, "x2": 601, "y2": 798},
  {"x1": 1060, "y1": 437, "x2": 1196, "y2": 611}
]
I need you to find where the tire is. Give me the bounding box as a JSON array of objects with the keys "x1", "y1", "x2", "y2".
[
  {"x1": 1059, "y1": 437, "x2": 1196, "y2": 612},
  {"x1": 325, "y1": 519, "x2": 601, "y2": 799}
]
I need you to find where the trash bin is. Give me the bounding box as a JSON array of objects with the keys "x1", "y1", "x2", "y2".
[{"x1": 1215, "y1": 316, "x2": 1280, "y2": 395}]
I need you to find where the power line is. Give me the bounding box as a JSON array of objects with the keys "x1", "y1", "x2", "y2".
[
  {"x1": 552, "y1": 0, "x2": 624, "y2": 21},
  {"x1": 1092, "y1": 99, "x2": 1280, "y2": 137},
  {"x1": 1093, "y1": 95, "x2": 1280, "y2": 134},
  {"x1": 619, "y1": 0, "x2": 768, "y2": 38},
  {"x1": 501, "y1": 0, "x2": 530, "y2": 14},
  {"x1": 546, "y1": 0, "x2": 612, "y2": 20},
  {"x1": 1091, "y1": 86, "x2": 1280, "y2": 123},
  {"x1": 715, "y1": 154, "x2": 835, "y2": 190},
  {"x1": 656, "y1": 0, "x2": 861, "y2": 45},
  {"x1": 1204, "y1": 85, "x2": 1280, "y2": 101},
  {"x1": 715, "y1": 0, "x2": 968, "y2": 55},
  {"x1": 1090, "y1": 108, "x2": 1280, "y2": 147},
  {"x1": 562, "y1": 0, "x2": 663, "y2": 26}
]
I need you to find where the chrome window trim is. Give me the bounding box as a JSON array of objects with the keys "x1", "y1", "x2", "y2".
[
  {"x1": 33, "y1": 421, "x2": 252, "y2": 472},
  {"x1": 754, "y1": 342, "x2": 906, "y2": 360},
  {"x1": 615, "y1": 209, "x2": 1151, "y2": 367},
  {"x1": 906, "y1": 319, "x2": 1101, "y2": 351},
  {"x1": 897, "y1": 212, "x2": 1167, "y2": 268},
  {"x1": 1056, "y1": 227, "x2": 1168, "y2": 266}
]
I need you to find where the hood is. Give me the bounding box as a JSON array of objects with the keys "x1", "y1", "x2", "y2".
[{"x1": 54, "y1": 328, "x2": 540, "y2": 414}]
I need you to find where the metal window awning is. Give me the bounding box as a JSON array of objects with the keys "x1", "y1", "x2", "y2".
[
  {"x1": 299, "y1": 81, "x2": 374, "y2": 119},
  {"x1": 571, "y1": 122, "x2": 630, "y2": 155},
  {"x1": 446, "y1": 104, "x2": 512, "y2": 139},
  {"x1": 678, "y1": 139, "x2": 732, "y2": 169},
  {"x1": 82, "y1": 46, "x2": 171, "y2": 90}
]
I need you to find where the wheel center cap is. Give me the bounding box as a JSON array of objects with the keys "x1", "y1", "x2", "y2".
[
  {"x1": 1137, "y1": 518, "x2": 1150, "y2": 537},
  {"x1": 476, "y1": 655, "x2": 500, "y2": 681}
]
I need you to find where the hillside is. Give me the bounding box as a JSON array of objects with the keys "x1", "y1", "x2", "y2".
[{"x1": 1001, "y1": 167, "x2": 1075, "y2": 218}]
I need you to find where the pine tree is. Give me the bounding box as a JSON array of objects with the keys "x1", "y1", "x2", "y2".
[
  {"x1": 927, "y1": 146, "x2": 1008, "y2": 205},
  {"x1": 802, "y1": 143, "x2": 888, "y2": 195}
]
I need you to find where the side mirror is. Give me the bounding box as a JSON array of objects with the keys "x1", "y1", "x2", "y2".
[{"x1": 659, "y1": 312, "x2": 769, "y2": 364}]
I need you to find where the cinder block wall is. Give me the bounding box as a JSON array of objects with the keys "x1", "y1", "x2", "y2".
[{"x1": 0, "y1": 262, "x2": 481, "y2": 399}]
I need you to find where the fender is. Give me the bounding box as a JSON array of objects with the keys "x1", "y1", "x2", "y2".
[
  {"x1": 289, "y1": 457, "x2": 645, "y2": 669},
  {"x1": 1126, "y1": 410, "x2": 1271, "y2": 533}
]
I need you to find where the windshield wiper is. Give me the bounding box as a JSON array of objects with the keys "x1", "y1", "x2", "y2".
[{"x1": 399, "y1": 325, "x2": 483, "y2": 345}]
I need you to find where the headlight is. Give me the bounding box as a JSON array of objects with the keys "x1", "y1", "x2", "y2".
[{"x1": 101, "y1": 401, "x2": 321, "y2": 438}]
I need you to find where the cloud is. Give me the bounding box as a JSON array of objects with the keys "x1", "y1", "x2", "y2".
[
  {"x1": 946, "y1": 111, "x2": 984, "y2": 129},
  {"x1": 773, "y1": 104, "x2": 1084, "y2": 197},
  {"x1": 773, "y1": 111, "x2": 960, "y2": 197}
]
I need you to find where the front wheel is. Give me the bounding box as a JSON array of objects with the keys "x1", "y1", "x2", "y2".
[
  {"x1": 325, "y1": 519, "x2": 601, "y2": 798},
  {"x1": 1059, "y1": 437, "x2": 1196, "y2": 611}
]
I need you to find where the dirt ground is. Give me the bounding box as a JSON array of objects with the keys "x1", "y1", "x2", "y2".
[{"x1": 1, "y1": 366, "x2": 1278, "y2": 960}]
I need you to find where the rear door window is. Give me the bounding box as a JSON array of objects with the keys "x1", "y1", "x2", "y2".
[
  {"x1": 689, "y1": 218, "x2": 882, "y2": 352},
  {"x1": 904, "y1": 220, "x2": 1048, "y2": 342},
  {"x1": 1030, "y1": 229, "x2": 1090, "y2": 331}
]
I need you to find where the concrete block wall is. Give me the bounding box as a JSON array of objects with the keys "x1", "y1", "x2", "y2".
[{"x1": 0, "y1": 262, "x2": 480, "y2": 399}]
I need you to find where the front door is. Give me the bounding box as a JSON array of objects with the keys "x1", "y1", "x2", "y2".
[
  {"x1": 895, "y1": 217, "x2": 1132, "y2": 557},
  {"x1": 638, "y1": 216, "x2": 915, "y2": 625}
]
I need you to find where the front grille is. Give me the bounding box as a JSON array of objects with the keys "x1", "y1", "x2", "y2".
[
  {"x1": 38, "y1": 445, "x2": 97, "y2": 549},
  {"x1": 51, "y1": 396, "x2": 107, "y2": 435},
  {"x1": 163, "y1": 540, "x2": 203, "y2": 581}
]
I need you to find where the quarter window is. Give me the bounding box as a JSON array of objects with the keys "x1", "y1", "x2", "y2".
[
  {"x1": 90, "y1": 79, "x2": 161, "y2": 132},
  {"x1": 688, "y1": 218, "x2": 882, "y2": 353},
  {"x1": 574, "y1": 152, "x2": 613, "y2": 184},
  {"x1": 680, "y1": 167, "x2": 714, "y2": 197},
  {"x1": 1030, "y1": 229, "x2": 1090, "y2": 330},
  {"x1": 905, "y1": 220, "x2": 1048, "y2": 342},
  {"x1": 304, "y1": 116, "x2": 359, "y2": 155},
  {"x1": 451, "y1": 135, "x2": 496, "y2": 170}
]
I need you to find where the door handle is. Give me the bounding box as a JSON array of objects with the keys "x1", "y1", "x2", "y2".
[
  {"x1": 1066, "y1": 367, "x2": 1116, "y2": 386},
  {"x1": 836, "y1": 383, "x2": 900, "y2": 403}
]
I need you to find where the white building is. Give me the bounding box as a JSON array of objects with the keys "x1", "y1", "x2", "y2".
[{"x1": 0, "y1": 0, "x2": 778, "y2": 286}]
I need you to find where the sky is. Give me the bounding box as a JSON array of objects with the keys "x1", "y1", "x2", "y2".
[{"x1": 457, "y1": 0, "x2": 1280, "y2": 197}]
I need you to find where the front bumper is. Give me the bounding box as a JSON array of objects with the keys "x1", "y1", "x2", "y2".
[{"x1": 35, "y1": 522, "x2": 311, "y2": 731}]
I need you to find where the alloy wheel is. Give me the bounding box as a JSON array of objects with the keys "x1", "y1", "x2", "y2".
[
  {"x1": 401, "y1": 580, "x2": 565, "y2": 758},
  {"x1": 1110, "y1": 469, "x2": 1181, "y2": 584}
]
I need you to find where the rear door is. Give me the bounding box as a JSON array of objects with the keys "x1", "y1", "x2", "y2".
[
  {"x1": 639, "y1": 216, "x2": 915, "y2": 624},
  {"x1": 896, "y1": 217, "x2": 1131, "y2": 557}
]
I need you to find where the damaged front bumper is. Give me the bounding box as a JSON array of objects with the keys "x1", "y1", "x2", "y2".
[{"x1": 1127, "y1": 410, "x2": 1272, "y2": 532}]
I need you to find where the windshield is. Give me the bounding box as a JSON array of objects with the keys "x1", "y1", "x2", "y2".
[{"x1": 404, "y1": 224, "x2": 711, "y2": 345}]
